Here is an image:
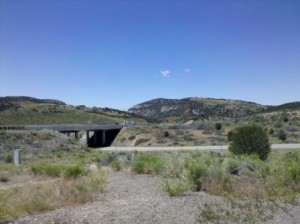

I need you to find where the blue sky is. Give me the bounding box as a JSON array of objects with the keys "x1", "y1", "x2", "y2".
[{"x1": 1, "y1": 0, "x2": 299, "y2": 110}]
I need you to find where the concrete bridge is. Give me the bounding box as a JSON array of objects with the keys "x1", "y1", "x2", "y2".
[{"x1": 0, "y1": 124, "x2": 123, "y2": 147}]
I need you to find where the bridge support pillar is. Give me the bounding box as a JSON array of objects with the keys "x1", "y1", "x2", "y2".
[
  {"x1": 102, "y1": 131, "x2": 106, "y2": 145},
  {"x1": 75, "y1": 131, "x2": 79, "y2": 140},
  {"x1": 66, "y1": 132, "x2": 70, "y2": 137},
  {"x1": 86, "y1": 131, "x2": 89, "y2": 145}
]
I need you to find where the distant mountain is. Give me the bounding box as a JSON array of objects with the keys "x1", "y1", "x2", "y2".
[
  {"x1": 0, "y1": 96, "x2": 147, "y2": 125},
  {"x1": 128, "y1": 97, "x2": 300, "y2": 122},
  {"x1": 268, "y1": 101, "x2": 300, "y2": 111}
]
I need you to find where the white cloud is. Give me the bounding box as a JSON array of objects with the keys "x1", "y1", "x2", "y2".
[
  {"x1": 160, "y1": 70, "x2": 171, "y2": 77},
  {"x1": 184, "y1": 68, "x2": 191, "y2": 73}
]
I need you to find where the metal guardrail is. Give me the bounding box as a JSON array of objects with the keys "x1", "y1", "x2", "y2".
[{"x1": 0, "y1": 125, "x2": 25, "y2": 130}]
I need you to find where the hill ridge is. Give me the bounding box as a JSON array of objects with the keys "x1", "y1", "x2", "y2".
[{"x1": 128, "y1": 97, "x2": 300, "y2": 122}]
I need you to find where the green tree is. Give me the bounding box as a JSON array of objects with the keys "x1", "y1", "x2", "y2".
[
  {"x1": 229, "y1": 124, "x2": 270, "y2": 160},
  {"x1": 278, "y1": 129, "x2": 287, "y2": 142},
  {"x1": 164, "y1": 131, "x2": 170, "y2": 137},
  {"x1": 215, "y1": 123, "x2": 222, "y2": 130},
  {"x1": 227, "y1": 131, "x2": 234, "y2": 141}
]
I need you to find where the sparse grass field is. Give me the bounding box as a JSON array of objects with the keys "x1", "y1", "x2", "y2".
[
  {"x1": 0, "y1": 149, "x2": 108, "y2": 223},
  {"x1": 0, "y1": 130, "x2": 114, "y2": 223}
]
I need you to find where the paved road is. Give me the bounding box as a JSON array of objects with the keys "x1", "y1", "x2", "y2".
[{"x1": 100, "y1": 144, "x2": 300, "y2": 152}]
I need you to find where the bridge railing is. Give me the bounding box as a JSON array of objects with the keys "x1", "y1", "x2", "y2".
[
  {"x1": 0, "y1": 125, "x2": 25, "y2": 130},
  {"x1": 0, "y1": 124, "x2": 123, "y2": 132}
]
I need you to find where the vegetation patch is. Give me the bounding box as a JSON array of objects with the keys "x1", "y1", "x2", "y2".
[
  {"x1": 31, "y1": 164, "x2": 67, "y2": 177},
  {"x1": 162, "y1": 178, "x2": 189, "y2": 197},
  {"x1": 229, "y1": 124, "x2": 270, "y2": 160},
  {"x1": 131, "y1": 154, "x2": 165, "y2": 174},
  {"x1": 134, "y1": 138, "x2": 150, "y2": 146},
  {"x1": 0, "y1": 171, "x2": 106, "y2": 223},
  {"x1": 129, "y1": 150, "x2": 300, "y2": 203}
]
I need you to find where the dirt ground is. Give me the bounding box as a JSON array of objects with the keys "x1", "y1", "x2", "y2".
[{"x1": 12, "y1": 169, "x2": 300, "y2": 224}]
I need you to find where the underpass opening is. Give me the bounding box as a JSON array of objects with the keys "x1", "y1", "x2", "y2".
[{"x1": 88, "y1": 128, "x2": 122, "y2": 148}]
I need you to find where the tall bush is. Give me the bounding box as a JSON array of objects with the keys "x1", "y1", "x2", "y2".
[
  {"x1": 215, "y1": 123, "x2": 222, "y2": 130},
  {"x1": 229, "y1": 125, "x2": 270, "y2": 160},
  {"x1": 187, "y1": 161, "x2": 208, "y2": 190},
  {"x1": 278, "y1": 130, "x2": 287, "y2": 142}
]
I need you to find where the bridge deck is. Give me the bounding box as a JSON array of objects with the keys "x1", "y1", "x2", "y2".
[{"x1": 0, "y1": 124, "x2": 123, "y2": 132}]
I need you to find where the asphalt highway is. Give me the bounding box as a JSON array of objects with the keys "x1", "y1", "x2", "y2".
[{"x1": 100, "y1": 144, "x2": 300, "y2": 152}]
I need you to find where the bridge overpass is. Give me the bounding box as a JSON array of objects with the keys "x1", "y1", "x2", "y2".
[{"x1": 0, "y1": 124, "x2": 123, "y2": 147}]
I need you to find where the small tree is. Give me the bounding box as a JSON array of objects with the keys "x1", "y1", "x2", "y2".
[
  {"x1": 5, "y1": 154, "x2": 13, "y2": 163},
  {"x1": 164, "y1": 131, "x2": 170, "y2": 137},
  {"x1": 278, "y1": 130, "x2": 287, "y2": 142},
  {"x1": 229, "y1": 124, "x2": 270, "y2": 160},
  {"x1": 269, "y1": 128, "x2": 274, "y2": 135},
  {"x1": 215, "y1": 123, "x2": 222, "y2": 130}
]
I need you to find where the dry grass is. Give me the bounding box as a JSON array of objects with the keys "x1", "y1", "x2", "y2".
[{"x1": 0, "y1": 171, "x2": 106, "y2": 223}]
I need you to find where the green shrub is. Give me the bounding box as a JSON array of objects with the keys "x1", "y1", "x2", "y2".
[
  {"x1": 269, "y1": 128, "x2": 274, "y2": 135},
  {"x1": 206, "y1": 166, "x2": 232, "y2": 193},
  {"x1": 96, "y1": 152, "x2": 117, "y2": 166},
  {"x1": 222, "y1": 158, "x2": 240, "y2": 174},
  {"x1": 229, "y1": 125, "x2": 270, "y2": 160},
  {"x1": 215, "y1": 123, "x2": 222, "y2": 130},
  {"x1": 131, "y1": 154, "x2": 164, "y2": 174},
  {"x1": 278, "y1": 130, "x2": 287, "y2": 142},
  {"x1": 64, "y1": 165, "x2": 84, "y2": 179},
  {"x1": 135, "y1": 138, "x2": 150, "y2": 146},
  {"x1": 44, "y1": 165, "x2": 64, "y2": 177},
  {"x1": 162, "y1": 178, "x2": 188, "y2": 196},
  {"x1": 30, "y1": 164, "x2": 65, "y2": 177},
  {"x1": 5, "y1": 154, "x2": 13, "y2": 164},
  {"x1": 30, "y1": 164, "x2": 44, "y2": 176},
  {"x1": 110, "y1": 160, "x2": 122, "y2": 171},
  {"x1": 163, "y1": 131, "x2": 170, "y2": 137},
  {"x1": 0, "y1": 175, "x2": 9, "y2": 182},
  {"x1": 187, "y1": 161, "x2": 208, "y2": 190},
  {"x1": 202, "y1": 130, "x2": 212, "y2": 135},
  {"x1": 227, "y1": 131, "x2": 234, "y2": 141},
  {"x1": 267, "y1": 151, "x2": 300, "y2": 201},
  {"x1": 163, "y1": 156, "x2": 185, "y2": 178},
  {"x1": 131, "y1": 160, "x2": 145, "y2": 174},
  {"x1": 282, "y1": 152, "x2": 300, "y2": 183},
  {"x1": 128, "y1": 135, "x2": 135, "y2": 140}
]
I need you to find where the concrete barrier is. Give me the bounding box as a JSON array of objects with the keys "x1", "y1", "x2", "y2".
[{"x1": 14, "y1": 149, "x2": 22, "y2": 166}]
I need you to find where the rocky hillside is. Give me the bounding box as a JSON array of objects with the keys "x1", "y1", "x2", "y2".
[
  {"x1": 0, "y1": 96, "x2": 147, "y2": 125},
  {"x1": 128, "y1": 98, "x2": 300, "y2": 123}
]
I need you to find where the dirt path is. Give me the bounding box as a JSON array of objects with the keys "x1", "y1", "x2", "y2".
[{"x1": 13, "y1": 170, "x2": 300, "y2": 224}]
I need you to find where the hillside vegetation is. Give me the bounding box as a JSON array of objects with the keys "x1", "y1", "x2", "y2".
[
  {"x1": 114, "y1": 110, "x2": 300, "y2": 146},
  {"x1": 0, "y1": 96, "x2": 147, "y2": 125},
  {"x1": 128, "y1": 97, "x2": 300, "y2": 122}
]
